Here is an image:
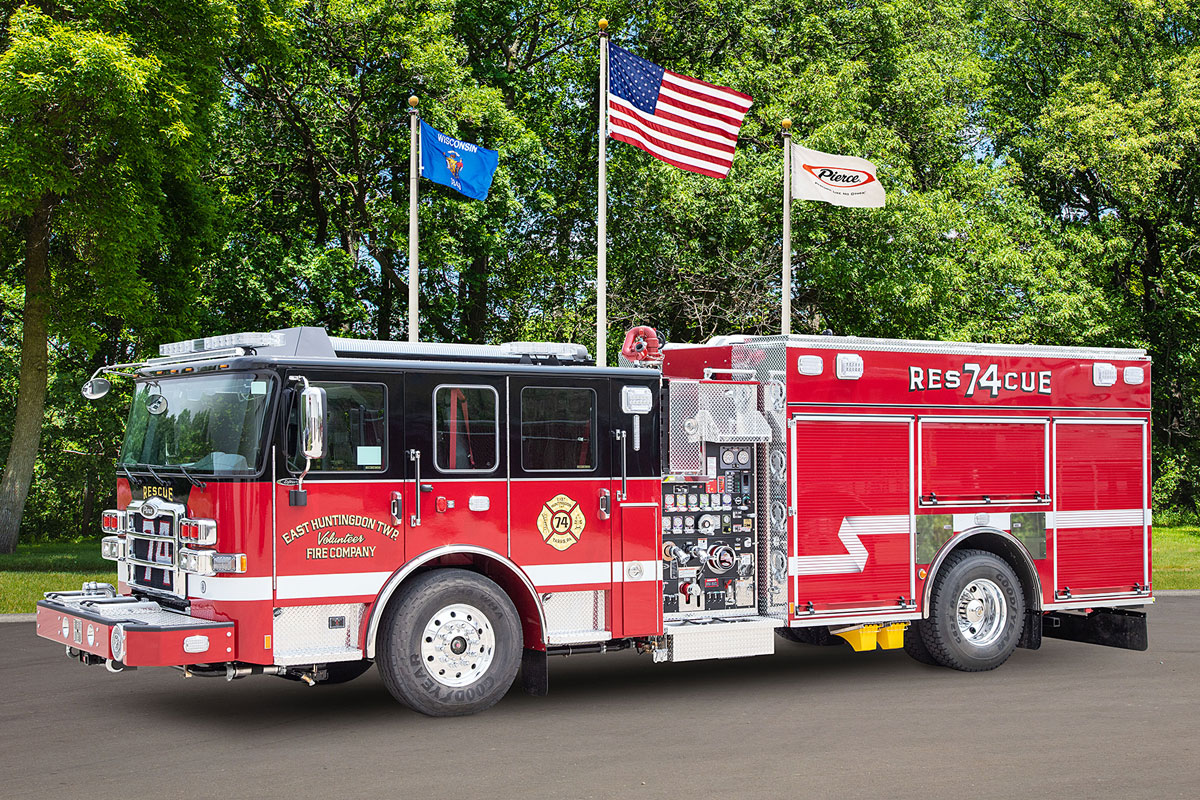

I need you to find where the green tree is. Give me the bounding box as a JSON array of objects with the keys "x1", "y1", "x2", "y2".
[
  {"x1": 980, "y1": 0, "x2": 1200, "y2": 508},
  {"x1": 0, "y1": 1, "x2": 235, "y2": 551}
]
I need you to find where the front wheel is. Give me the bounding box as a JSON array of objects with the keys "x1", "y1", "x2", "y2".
[
  {"x1": 920, "y1": 549, "x2": 1024, "y2": 672},
  {"x1": 376, "y1": 569, "x2": 521, "y2": 716}
]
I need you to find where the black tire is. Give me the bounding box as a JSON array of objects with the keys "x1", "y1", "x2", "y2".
[
  {"x1": 776, "y1": 626, "x2": 843, "y2": 646},
  {"x1": 903, "y1": 620, "x2": 940, "y2": 665},
  {"x1": 319, "y1": 660, "x2": 373, "y2": 684},
  {"x1": 376, "y1": 569, "x2": 521, "y2": 717},
  {"x1": 920, "y1": 549, "x2": 1024, "y2": 671}
]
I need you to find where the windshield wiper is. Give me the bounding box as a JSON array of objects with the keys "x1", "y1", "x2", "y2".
[
  {"x1": 132, "y1": 462, "x2": 168, "y2": 487},
  {"x1": 118, "y1": 463, "x2": 141, "y2": 488},
  {"x1": 175, "y1": 464, "x2": 207, "y2": 490}
]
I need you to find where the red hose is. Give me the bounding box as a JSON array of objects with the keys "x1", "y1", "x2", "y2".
[{"x1": 621, "y1": 326, "x2": 663, "y2": 362}]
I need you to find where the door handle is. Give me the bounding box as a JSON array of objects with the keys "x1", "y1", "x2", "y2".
[
  {"x1": 613, "y1": 429, "x2": 628, "y2": 501},
  {"x1": 598, "y1": 489, "x2": 611, "y2": 520},
  {"x1": 390, "y1": 491, "x2": 403, "y2": 526},
  {"x1": 407, "y1": 449, "x2": 422, "y2": 526}
]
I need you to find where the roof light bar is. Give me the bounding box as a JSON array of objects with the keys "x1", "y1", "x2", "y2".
[
  {"x1": 158, "y1": 332, "x2": 284, "y2": 357},
  {"x1": 499, "y1": 342, "x2": 591, "y2": 362}
]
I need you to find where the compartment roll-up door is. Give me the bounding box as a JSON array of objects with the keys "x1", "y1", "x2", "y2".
[{"x1": 920, "y1": 420, "x2": 1048, "y2": 506}]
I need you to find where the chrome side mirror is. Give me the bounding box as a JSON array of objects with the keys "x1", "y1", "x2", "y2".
[
  {"x1": 300, "y1": 385, "x2": 327, "y2": 460},
  {"x1": 81, "y1": 378, "x2": 111, "y2": 400}
]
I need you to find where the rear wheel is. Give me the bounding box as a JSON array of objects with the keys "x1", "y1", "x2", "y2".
[
  {"x1": 902, "y1": 621, "x2": 939, "y2": 665},
  {"x1": 921, "y1": 549, "x2": 1024, "y2": 671},
  {"x1": 377, "y1": 569, "x2": 521, "y2": 716}
]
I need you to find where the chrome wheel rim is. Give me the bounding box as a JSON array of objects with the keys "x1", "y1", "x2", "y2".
[
  {"x1": 420, "y1": 603, "x2": 495, "y2": 688},
  {"x1": 956, "y1": 579, "x2": 1007, "y2": 647}
]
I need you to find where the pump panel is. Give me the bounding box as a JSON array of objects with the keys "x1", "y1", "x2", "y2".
[{"x1": 662, "y1": 443, "x2": 759, "y2": 617}]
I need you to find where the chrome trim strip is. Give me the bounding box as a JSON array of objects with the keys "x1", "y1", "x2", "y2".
[
  {"x1": 508, "y1": 475, "x2": 660, "y2": 482},
  {"x1": 1045, "y1": 596, "x2": 1153, "y2": 611},
  {"x1": 909, "y1": 417, "x2": 916, "y2": 605},
  {"x1": 1052, "y1": 421, "x2": 1059, "y2": 592},
  {"x1": 363, "y1": 545, "x2": 547, "y2": 659},
  {"x1": 757, "y1": 333, "x2": 1146, "y2": 359},
  {"x1": 506, "y1": 376, "x2": 512, "y2": 557},
  {"x1": 921, "y1": 527, "x2": 1042, "y2": 614},
  {"x1": 271, "y1": 445, "x2": 277, "y2": 594},
  {"x1": 1143, "y1": 421, "x2": 1150, "y2": 588},
  {"x1": 919, "y1": 415, "x2": 1049, "y2": 424},
  {"x1": 124, "y1": 531, "x2": 176, "y2": 542},
  {"x1": 789, "y1": 413, "x2": 915, "y2": 422},
  {"x1": 917, "y1": 417, "x2": 1052, "y2": 505},
  {"x1": 125, "y1": 555, "x2": 176, "y2": 569},
  {"x1": 788, "y1": 610, "x2": 922, "y2": 627}
]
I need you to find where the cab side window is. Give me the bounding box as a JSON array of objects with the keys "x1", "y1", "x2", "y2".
[
  {"x1": 434, "y1": 385, "x2": 498, "y2": 472},
  {"x1": 288, "y1": 382, "x2": 387, "y2": 472},
  {"x1": 520, "y1": 386, "x2": 596, "y2": 471}
]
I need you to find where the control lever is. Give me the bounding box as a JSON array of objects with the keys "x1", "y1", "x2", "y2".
[{"x1": 679, "y1": 580, "x2": 702, "y2": 600}]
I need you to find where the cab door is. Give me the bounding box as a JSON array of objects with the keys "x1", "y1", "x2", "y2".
[
  {"x1": 611, "y1": 378, "x2": 663, "y2": 638},
  {"x1": 272, "y1": 370, "x2": 407, "y2": 604},
  {"x1": 508, "y1": 374, "x2": 616, "y2": 642},
  {"x1": 401, "y1": 371, "x2": 507, "y2": 559}
]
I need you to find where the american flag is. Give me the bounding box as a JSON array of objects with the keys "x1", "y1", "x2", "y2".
[{"x1": 607, "y1": 44, "x2": 753, "y2": 179}]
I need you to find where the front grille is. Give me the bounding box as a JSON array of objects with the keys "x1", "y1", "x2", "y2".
[{"x1": 124, "y1": 500, "x2": 185, "y2": 597}]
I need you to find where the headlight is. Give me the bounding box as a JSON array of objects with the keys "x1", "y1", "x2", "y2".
[
  {"x1": 178, "y1": 548, "x2": 214, "y2": 575},
  {"x1": 178, "y1": 549, "x2": 246, "y2": 575},
  {"x1": 100, "y1": 536, "x2": 125, "y2": 561}
]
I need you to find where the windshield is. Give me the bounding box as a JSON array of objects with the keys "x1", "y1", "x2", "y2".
[{"x1": 119, "y1": 372, "x2": 275, "y2": 474}]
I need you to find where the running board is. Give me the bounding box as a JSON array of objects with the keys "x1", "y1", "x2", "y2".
[{"x1": 654, "y1": 616, "x2": 782, "y2": 663}]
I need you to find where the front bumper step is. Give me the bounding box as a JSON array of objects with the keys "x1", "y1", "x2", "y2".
[{"x1": 37, "y1": 586, "x2": 236, "y2": 667}]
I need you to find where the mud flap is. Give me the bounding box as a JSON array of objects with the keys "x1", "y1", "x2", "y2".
[
  {"x1": 1042, "y1": 607, "x2": 1148, "y2": 651},
  {"x1": 520, "y1": 648, "x2": 548, "y2": 696},
  {"x1": 1017, "y1": 608, "x2": 1042, "y2": 650}
]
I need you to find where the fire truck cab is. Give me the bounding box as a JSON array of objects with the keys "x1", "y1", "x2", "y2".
[{"x1": 37, "y1": 327, "x2": 1153, "y2": 715}]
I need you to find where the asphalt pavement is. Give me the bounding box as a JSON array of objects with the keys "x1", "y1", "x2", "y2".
[{"x1": 2, "y1": 597, "x2": 1198, "y2": 800}]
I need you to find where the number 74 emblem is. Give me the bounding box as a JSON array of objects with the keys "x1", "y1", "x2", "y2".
[{"x1": 537, "y1": 494, "x2": 586, "y2": 551}]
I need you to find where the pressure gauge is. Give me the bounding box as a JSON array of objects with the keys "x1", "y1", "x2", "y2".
[
  {"x1": 737, "y1": 449, "x2": 751, "y2": 465},
  {"x1": 721, "y1": 448, "x2": 735, "y2": 466}
]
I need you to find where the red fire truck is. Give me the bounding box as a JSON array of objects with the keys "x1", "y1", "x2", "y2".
[{"x1": 36, "y1": 327, "x2": 1153, "y2": 715}]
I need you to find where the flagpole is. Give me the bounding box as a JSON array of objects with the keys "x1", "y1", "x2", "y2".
[
  {"x1": 408, "y1": 95, "x2": 420, "y2": 343},
  {"x1": 781, "y1": 118, "x2": 792, "y2": 337},
  {"x1": 596, "y1": 18, "x2": 609, "y2": 367}
]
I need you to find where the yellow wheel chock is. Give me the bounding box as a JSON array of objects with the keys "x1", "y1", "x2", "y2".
[{"x1": 831, "y1": 622, "x2": 909, "y2": 651}]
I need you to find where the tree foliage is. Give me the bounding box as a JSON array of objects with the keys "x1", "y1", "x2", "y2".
[{"x1": 2, "y1": 0, "x2": 1199, "y2": 544}]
